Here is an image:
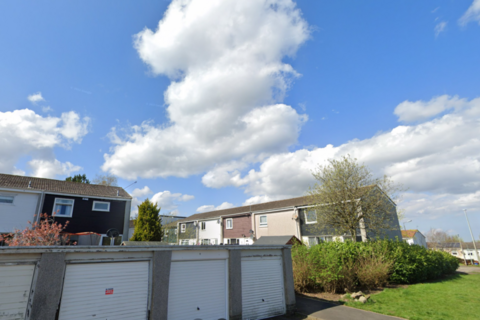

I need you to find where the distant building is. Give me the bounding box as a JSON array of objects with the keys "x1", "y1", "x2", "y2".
[
  {"x1": 127, "y1": 215, "x2": 186, "y2": 240},
  {"x1": 401, "y1": 229, "x2": 427, "y2": 248}
]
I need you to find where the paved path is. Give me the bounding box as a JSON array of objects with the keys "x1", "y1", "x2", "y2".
[
  {"x1": 457, "y1": 266, "x2": 480, "y2": 274},
  {"x1": 271, "y1": 296, "x2": 404, "y2": 320}
]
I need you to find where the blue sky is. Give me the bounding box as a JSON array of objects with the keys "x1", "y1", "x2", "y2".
[{"x1": 1, "y1": 0, "x2": 480, "y2": 240}]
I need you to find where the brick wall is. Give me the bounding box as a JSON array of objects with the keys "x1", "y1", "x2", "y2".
[{"x1": 224, "y1": 215, "x2": 251, "y2": 239}]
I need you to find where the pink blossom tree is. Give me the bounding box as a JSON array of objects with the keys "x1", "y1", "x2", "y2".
[{"x1": 0, "y1": 213, "x2": 69, "y2": 246}]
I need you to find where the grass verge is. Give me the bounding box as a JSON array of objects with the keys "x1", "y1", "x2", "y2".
[{"x1": 343, "y1": 273, "x2": 480, "y2": 320}]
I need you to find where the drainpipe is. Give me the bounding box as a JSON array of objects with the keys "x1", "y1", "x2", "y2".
[
  {"x1": 35, "y1": 191, "x2": 46, "y2": 225},
  {"x1": 196, "y1": 220, "x2": 200, "y2": 245},
  {"x1": 220, "y1": 217, "x2": 224, "y2": 245}
]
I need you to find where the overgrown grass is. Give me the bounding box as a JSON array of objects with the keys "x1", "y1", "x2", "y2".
[{"x1": 344, "y1": 273, "x2": 480, "y2": 320}]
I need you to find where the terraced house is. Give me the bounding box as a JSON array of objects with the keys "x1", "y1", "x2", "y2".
[{"x1": 172, "y1": 194, "x2": 402, "y2": 245}]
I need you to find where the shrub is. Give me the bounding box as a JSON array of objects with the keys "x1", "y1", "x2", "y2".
[{"x1": 291, "y1": 239, "x2": 459, "y2": 293}]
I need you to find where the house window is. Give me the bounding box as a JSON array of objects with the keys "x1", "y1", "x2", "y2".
[
  {"x1": 201, "y1": 222, "x2": 206, "y2": 230},
  {"x1": 201, "y1": 239, "x2": 215, "y2": 245},
  {"x1": 0, "y1": 195, "x2": 14, "y2": 204},
  {"x1": 180, "y1": 239, "x2": 189, "y2": 245},
  {"x1": 226, "y1": 219, "x2": 233, "y2": 229},
  {"x1": 180, "y1": 224, "x2": 186, "y2": 233},
  {"x1": 259, "y1": 215, "x2": 268, "y2": 227},
  {"x1": 52, "y1": 198, "x2": 74, "y2": 218},
  {"x1": 452, "y1": 251, "x2": 457, "y2": 255},
  {"x1": 92, "y1": 201, "x2": 110, "y2": 212},
  {"x1": 318, "y1": 236, "x2": 333, "y2": 242},
  {"x1": 227, "y1": 238, "x2": 239, "y2": 245},
  {"x1": 308, "y1": 237, "x2": 318, "y2": 247},
  {"x1": 305, "y1": 209, "x2": 317, "y2": 224}
]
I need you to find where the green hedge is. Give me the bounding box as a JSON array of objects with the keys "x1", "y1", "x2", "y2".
[{"x1": 291, "y1": 240, "x2": 459, "y2": 293}]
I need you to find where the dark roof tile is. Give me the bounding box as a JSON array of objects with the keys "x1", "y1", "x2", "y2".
[{"x1": 0, "y1": 173, "x2": 131, "y2": 199}]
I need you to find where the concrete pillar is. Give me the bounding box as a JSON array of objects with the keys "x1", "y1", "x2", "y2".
[
  {"x1": 29, "y1": 252, "x2": 66, "y2": 320},
  {"x1": 282, "y1": 247, "x2": 296, "y2": 315},
  {"x1": 150, "y1": 250, "x2": 172, "y2": 320},
  {"x1": 228, "y1": 249, "x2": 242, "y2": 320}
]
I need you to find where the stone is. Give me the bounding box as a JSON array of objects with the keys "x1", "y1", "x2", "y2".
[
  {"x1": 358, "y1": 296, "x2": 368, "y2": 304},
  {"x1": 351, "y1": 291, "x2": 364, "y2": 299}
]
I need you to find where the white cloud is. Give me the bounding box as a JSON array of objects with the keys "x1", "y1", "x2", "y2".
[
  {"x1": 130, "y1": 189, "x2": 195, "y2": 217},
  {"x1": 459, "y1": 0, "x2": 480, "y2": 26},
  {"x1": 434, "y1": 21, "x2": 447, "y2": 37},
  {"x1": 0, "y1": 109, "x2": 89, "y2": 177},
  {"x1": 393, "y1": 95, "x2": 472, "y2": 122},
  {"x1": 204, "y1": 95, "x2": 480, "y2": 220},
  {"x1": 42, "y1": 106, "x2": 53, "y2": 113},
  {"x1": 196, "y1": 202, "x2": 234, "y2": 213},
  {"x1": 28, "y1": 159, "x2": 82, "y2": 179},
  {"x1": 27, "y1": 92, "x2": 45, "y2": 104},
  {"x1": 131, "y1": 186, "x2": 153, "y2": 198},
  {"x1": 102, "y1": 0, "x2": 309, "y2": 180}
]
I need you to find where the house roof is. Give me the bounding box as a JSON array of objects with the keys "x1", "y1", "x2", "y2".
[
  {"x1": 401, "y1": 229, "x2": 419, "y2": 239},
  {"x1": 175, "y1": 196, "x2": 309, "y2": 224},
  {"x1": 253, "y1": 235, "x2": 301, "y2": 245},
  {"x1": 0, "y1": 173, "x2": 131, "y2": 199}
]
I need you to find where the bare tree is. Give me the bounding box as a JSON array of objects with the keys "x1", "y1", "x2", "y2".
[
  {"x1": 92, "y1": 173, "x2": 118, "y2": 186},
  {"x1": 308, "y1": 155, "x2": 402, "y2": 242}
]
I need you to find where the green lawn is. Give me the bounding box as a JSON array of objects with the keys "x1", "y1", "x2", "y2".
[{"x1": 344, "y1": 274, "x2": 480, "y2": 320}]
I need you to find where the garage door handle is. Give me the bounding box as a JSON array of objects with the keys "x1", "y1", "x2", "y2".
[
  {"x1": 262, "y1": 299, "x2": 265, "y2": 302},
  {"x1": 197, "y1": 307, "x2": 200, "y2": 310}
]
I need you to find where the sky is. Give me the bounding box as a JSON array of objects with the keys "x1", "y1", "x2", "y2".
[{"x1": 1, "y1": 0, "x2": 480, "y2": 240}]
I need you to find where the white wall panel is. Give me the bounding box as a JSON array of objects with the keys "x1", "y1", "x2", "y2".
[
  {"x1": 168, "y1": 259, "x2": 227, "y2": 320},
  {"x1": 0, "y1": 191, "x2": 39, "y2": 233},
  {"x1": 242, "y1": 257, "x2": 285, "y2": 320},
  {"x1": 0, "y1": 264, "x2": 35, "y2": 320},
  {"x1": 59, "y1": 261, "x2": 149, "y2": 320}
]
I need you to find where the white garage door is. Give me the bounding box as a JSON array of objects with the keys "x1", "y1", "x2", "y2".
[
  {"x1": 0, "y1": 264, "x2": 35, "y2": 320},
  {"x1": 242, "y1": 257, "x2": 285, "y2": 320},
  {"x1": 59, "y1": 261, "x2": 149, "y2": 320},
  {"x1": 168, "y1": 259, "x2": 227, "y2": 320}
]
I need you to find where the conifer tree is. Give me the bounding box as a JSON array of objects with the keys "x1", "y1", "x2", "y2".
[{"x1": 130, "y1": 199, "x2": 162, "y2": 241}]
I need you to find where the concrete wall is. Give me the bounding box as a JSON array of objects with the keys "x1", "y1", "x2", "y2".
[
  {"x1": 0, "y1": 190, "x2": 40, "y2": 233},
  {"x1": 0, "y1": 245, "x2": 295, "y2": 320},
  {"x1": 254, "y1": 210, "x2": 298, "y2": 239}
]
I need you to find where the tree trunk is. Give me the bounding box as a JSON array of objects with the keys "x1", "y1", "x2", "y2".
[{"x1": 351, "y1": 228, "x2": 358, "y2": 242}]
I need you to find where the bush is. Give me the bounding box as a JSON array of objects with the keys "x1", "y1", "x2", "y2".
[{"x1": 291, "y1": 239, "x2": 459, "y2": 293}]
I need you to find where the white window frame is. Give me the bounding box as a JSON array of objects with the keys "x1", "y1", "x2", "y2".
[
  {"x1": 180, "y1": 239, "x2": 189, "y2": 245},
  {"x1": 201, "y1": 221, "x2": 206, "y2": 230},
  {"x1": 92, "y1": 201, "x2": 110, "y2": 212},
  {"x1": 0, "y1": 194, "x2": 15, "y2": 205},
  {"x1": 52, "y1": 198, "x2": 75, "y2": 218},
  {"x1": 227, "y1": 238, "x2": 239, "y2": 245},
  {"x1": 180, "y1": 224, "x2": 186, "y2": 233},
  {"x1": 259, "y1": 215, "x2": 268, "y2": 227},
  {"x1": 226, "y1": 218, "x2": 233, "y2": 229},
  {"x1": 304, "y1": 209, "x2": 317, "y2": 224}
]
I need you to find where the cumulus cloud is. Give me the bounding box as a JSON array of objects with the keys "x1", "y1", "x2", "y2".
[
  {"x1": 393, "y1": 95, "x2": 472, "y2": 122},
  {"x1": 0, "y1": 109, "x2": 89, "y2": 177},
  {"x1": 27, "y1": 92, "x2": 45, "y2": 104},
  {"x1": 131, "y1": 186, "x2": 153, "y2": 198},
  {"x1": 434, "y1": 21, "x2": 447, "y2": 37},
  {"x1": 28, "y1": 159, "x2": 82, "y2": 179},
  {"x1": 102, "y1": 0, "x2": 309, "y2": 180},
  {"x1": 196, "y1": 201, "x2": 235, "y2": 213},
  {"x1": 459, "y1": 0, "x2": 480, "y2": 26},
  {"x1": 203, "y1": 95, "x2": 480, "y2": 219},
  {"x1": 131, "y1": 189, "x2": 195, "y2": 217}
]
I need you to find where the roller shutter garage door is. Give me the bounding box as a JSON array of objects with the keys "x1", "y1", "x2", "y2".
[
  {"x1": 0, "y1": 264, "x2": 35, "y2": 320},
  {"x1": 59, "y1": 261, "x2": 149, "y2": 320},
  {"x1": 168, "y1": 259, "x2": 227, "y2": 320},
  {"x1": 242, "y1": 257, "x2": 285, "y2": 320}
]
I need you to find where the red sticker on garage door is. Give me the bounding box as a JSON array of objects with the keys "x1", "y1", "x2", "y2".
[{"x1": 105, "y1": 288, "x2": 114, "y2": 295}]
